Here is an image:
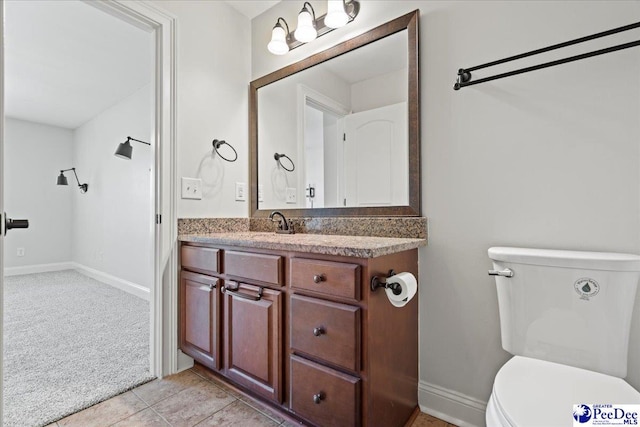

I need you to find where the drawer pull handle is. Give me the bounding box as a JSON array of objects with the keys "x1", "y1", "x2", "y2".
[
  {"x1": 313, "y1": 392, "x2": 325, "y2": 404},
  {"x1": 313, "y1": 327, "x2": 325, "y2": 337},
  {"x1": 313, "y1": 274, "x2": 326, "y2": 283},
  {"x1": 222, "y1": 285, "x2": 263, "y2": 301}
]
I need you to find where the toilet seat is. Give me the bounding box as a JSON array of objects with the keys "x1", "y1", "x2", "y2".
[{"x1": 487, "y1": 356, "x2": 640, "y2": 427}]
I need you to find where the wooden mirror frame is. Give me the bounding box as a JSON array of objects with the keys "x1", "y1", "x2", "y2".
[{"x1": 250, "y1": 10, "x2": 420, "y2": 218}]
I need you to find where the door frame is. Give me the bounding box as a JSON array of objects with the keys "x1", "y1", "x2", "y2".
[
  {"x1": 84, "y1": 0, "x2": 178, "y2": 379},
  {"x1": 296, "y1": 84, "x2": 349, "y2": 208},
  {"x1": 0, "y1": 2, "x2": 178, "y2": 422}
]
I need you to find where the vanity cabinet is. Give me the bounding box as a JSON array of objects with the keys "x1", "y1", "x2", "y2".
[
  {"x1": 179, "y1": 241, "x2": 419, "y2": 427},
  {"x1": 179, "y1": 259, "x2": 221, "y2": 371},
  {"x1": 223, "y1": 281, "x2": 282, "y2": 403}
]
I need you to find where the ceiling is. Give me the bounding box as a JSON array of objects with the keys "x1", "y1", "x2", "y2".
[
  {"x1": 4, "y1": 0, "x2": 152, "y2": 130},
  {"x1": 225, "y1": 1, "x2": 281, "y2": 19}
]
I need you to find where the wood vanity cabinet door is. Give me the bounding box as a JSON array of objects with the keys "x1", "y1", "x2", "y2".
[
  {"x1": 223, "y1": 282, "x2": 282, "y2": 403},
  {"x1": 179, "y1": 270, "x2": 221, "y2": 371},
  {"x1": 290, "y1": 355, "x2": 360, "y2": 427},
  {"x1": 290, "y1": 294, "x2": 360, "y2": 372}
]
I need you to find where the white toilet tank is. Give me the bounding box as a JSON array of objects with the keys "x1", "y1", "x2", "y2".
[{"x1": 489, "y1": 247, "x2": 640, "y2": 378}]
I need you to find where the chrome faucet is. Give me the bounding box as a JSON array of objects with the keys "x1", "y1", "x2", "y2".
[{"x1": 268, "y1": 211, "x2": 294, "y2": 234}]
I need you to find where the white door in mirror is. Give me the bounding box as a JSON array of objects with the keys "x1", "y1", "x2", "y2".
[{"x1": 343, "y1": 102, "x2": 408, "y2": 207}]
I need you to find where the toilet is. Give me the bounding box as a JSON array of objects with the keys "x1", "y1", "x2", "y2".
[{"x1": 487, "y1": 247, "x2": 640, "y2": 427}]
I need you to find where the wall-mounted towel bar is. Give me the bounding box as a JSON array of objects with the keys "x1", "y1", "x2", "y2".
[{"x1": 454, "y1": 21, "x2": 640, "y2": 91}]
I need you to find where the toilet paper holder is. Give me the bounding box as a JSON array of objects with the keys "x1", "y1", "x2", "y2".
[{"x1": 370, "y1": 270, "x2": 402, "y2": 295}]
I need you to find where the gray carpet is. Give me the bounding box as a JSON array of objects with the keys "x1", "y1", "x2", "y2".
[{"x1": 3, "y1": 270, "x2": 154, "y2": 427}]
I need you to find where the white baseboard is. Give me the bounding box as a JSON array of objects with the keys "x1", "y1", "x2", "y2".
[
  {"x1": 418, "y1": 380, "x2": 487, "y2": 427},
  {"x1": 4, "y1": 262, "x2": 75, "y2": 276},
  {"x1": 71, "y1": 263, "x2": 150, "y2": 301}
]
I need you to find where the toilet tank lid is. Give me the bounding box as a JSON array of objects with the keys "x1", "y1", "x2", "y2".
[{"x1": 488, "y1": 247, "x2": 640, "y2": 271}]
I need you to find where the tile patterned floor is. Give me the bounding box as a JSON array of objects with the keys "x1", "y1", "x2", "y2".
[{"x1": 46, "y1": 367, "x2": 458, "y2": 427}]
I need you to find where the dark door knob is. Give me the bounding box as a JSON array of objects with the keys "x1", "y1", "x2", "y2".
[{"x1": 4, "y1": 213, "x2": 29, "y2": 235}]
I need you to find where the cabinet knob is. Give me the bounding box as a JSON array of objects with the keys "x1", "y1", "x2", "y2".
[
  {"x1": 313, "y1": 274, "x2": 325, "y2": 283},
  {"x1": 313, "y1": 327, "x2": 325, "y2": 337},
  {"x1": 313, "y1": 392, "x2": 325, "y2": 404}
]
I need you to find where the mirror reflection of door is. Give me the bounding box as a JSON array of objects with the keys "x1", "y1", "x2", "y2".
[
  {"x1": 303, "y1": 101, "x2": 345, "y2": 209},
  {"x1": 343, "y1": 102, "x2": 408, "y2": 207}
]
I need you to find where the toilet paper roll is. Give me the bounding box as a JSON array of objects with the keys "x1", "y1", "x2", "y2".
[{"x1": 384, "y1": 272, "x2": 417, "y2": 308}]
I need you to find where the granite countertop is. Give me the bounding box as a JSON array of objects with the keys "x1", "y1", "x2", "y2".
[{"x1": 179, "y1": 232, "x2": 426, "y2": 258}]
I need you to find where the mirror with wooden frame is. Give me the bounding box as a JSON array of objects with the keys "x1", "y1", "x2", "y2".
[{"x1": 250, "y1": 10, "x2": 420, "y2": 217}]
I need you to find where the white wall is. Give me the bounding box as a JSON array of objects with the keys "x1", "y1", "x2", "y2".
[
  {"x1": 72, "y1": 84, "x2": 153, "y2": 290},
  {"x1": 148, "y1": 0, "x2": 251, "y2": 219},
  {"x1": 4, "y1": 118, "x2": 73, "y2": 268},
  {"x1": 350, "y1": 68, "x2": 407, "y2": 113},
  {"x1": 252, "y1": 2, "x2": 640, "y2": 425}
]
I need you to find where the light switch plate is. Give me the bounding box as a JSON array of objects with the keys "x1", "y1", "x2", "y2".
[
  {"x1": 17, "y1": 247, "x2": 25, "y2": 257},
  {"x1": 286, "y1": 187, "x2": 297, "y2": 204},
  {"x1": 181, "y1": 177, "x2": 202, "y2": 200},
  {"x1": 235, "y1": 182, "x2": 247, "y2": 201}
]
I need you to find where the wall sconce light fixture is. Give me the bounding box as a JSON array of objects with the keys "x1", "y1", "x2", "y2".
[
  {"x1": 267, "y1": 0, "x2": 360, "y2": 55},
  {"x1": 115, "y1": 136, "x2": 150, "y2": 160},
  {"x1": 57, "y1": 168, "x2": 88, "y2": 193}
]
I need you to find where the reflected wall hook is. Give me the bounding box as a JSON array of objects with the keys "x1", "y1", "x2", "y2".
[
  {"x1": 274, "y1": 153, "x2": 295, "y2": 172},
  {"x1": 212, "y1": 139, "x2": 238, "y2": 162}
]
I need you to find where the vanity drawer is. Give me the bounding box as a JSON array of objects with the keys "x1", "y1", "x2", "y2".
[
  {"x1": 225, "y1": 251, "x2": 283, "y2": 285},
  {"x1": 290, "y1": 294, "x2": 360, "y2": 372},
  {"x1": 290, "y1": 355, "x2": 360, "y2": 427},
  {"x1": 290, "y1": 258, "x2": 361, "y2": 301},
  {"x1": 181, "y1": 245, "x2": 220, "y2": 276}
]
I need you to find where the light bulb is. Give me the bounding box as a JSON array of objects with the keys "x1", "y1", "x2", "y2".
[
  {"x1": 294, "y1": 9, "x2": 317, "y2": 43},
  {"x1": 325, "y1": 0, "x2": 349, "y2": 28},
  {"x1": 268, "y1": 23, "x2": 289, "y2": 55}
]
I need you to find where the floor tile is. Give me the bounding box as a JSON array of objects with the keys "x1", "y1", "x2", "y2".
[
  {"x1": 239, "y1": 395, "x2": 286, "y2": 424},
  {"x1": 411, "y1": 412, "x2": 453, "y2": 427},
  {"x1": 111, "y1": 408, "x2": 171, "y2": 427},
  {"x1": 152, "y1": 380, "x2": 236, "y2": 427},
  {"x1": 58, "y1": 391, "x2": 147, "y2": 427},
  {"x1": 280, "y1": 420, "x2": 308, "y2": 426},
  {"x1": 196, "y1": 400, "x2": 279, "y2": 427},
  {"x1": 132, "y1": 369, "x2": 204, "y2": 405},
  {"x1": 190, "y1": 365, "x2": 243, "y2": 398}
]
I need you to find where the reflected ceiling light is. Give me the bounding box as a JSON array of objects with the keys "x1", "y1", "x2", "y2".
[
  {"x1": 267, "y1": 0, "x2": 360, "y2": 55},
  {"x1": 294, "y1": 2, "x2": 317, "y2": 43},
  {"x1": 325, "y1": 0, "x2": 349, "y2": 28},
  {"x1": 268, "y1": 18, "x2": 290, "y2": 55},
  {"x1": 115, "y1": 136, "x2": 150, "y2": 160},
  {"x1": 57, "y1": 168, "x2": 88, "y2": 193}
]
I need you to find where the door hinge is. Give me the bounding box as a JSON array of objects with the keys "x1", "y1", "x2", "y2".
[
  {"x1": 156, "y1": 214, "x2": 162, "y2": 224},
  {"x1": 343, "y1": 133, "x2": 346, "y2": 142},
  {"x1": 343, "y1": 198, "x2": 347, "y2": 206}
]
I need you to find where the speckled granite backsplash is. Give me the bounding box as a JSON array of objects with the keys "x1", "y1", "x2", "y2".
[{"x1": 178, "y1": 217, "x2": 427, "y2": 240}]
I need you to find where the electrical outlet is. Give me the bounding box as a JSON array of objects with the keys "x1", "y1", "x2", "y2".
[
  {"x1": 258, "y1": 184, "x2": 264, "y2": 203},
  {"x1": 181, "y1": 177, "x2": 202, "y2": 200},
  {"x1": 286, "y1": 187, "x2": 297, "y2": 204},
  {"x1": 16, "y1": 248, "x2": 25, "y2": 257},
  {"x1": 235, "y1": 182, "x2": 247, "y2": 201}
]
